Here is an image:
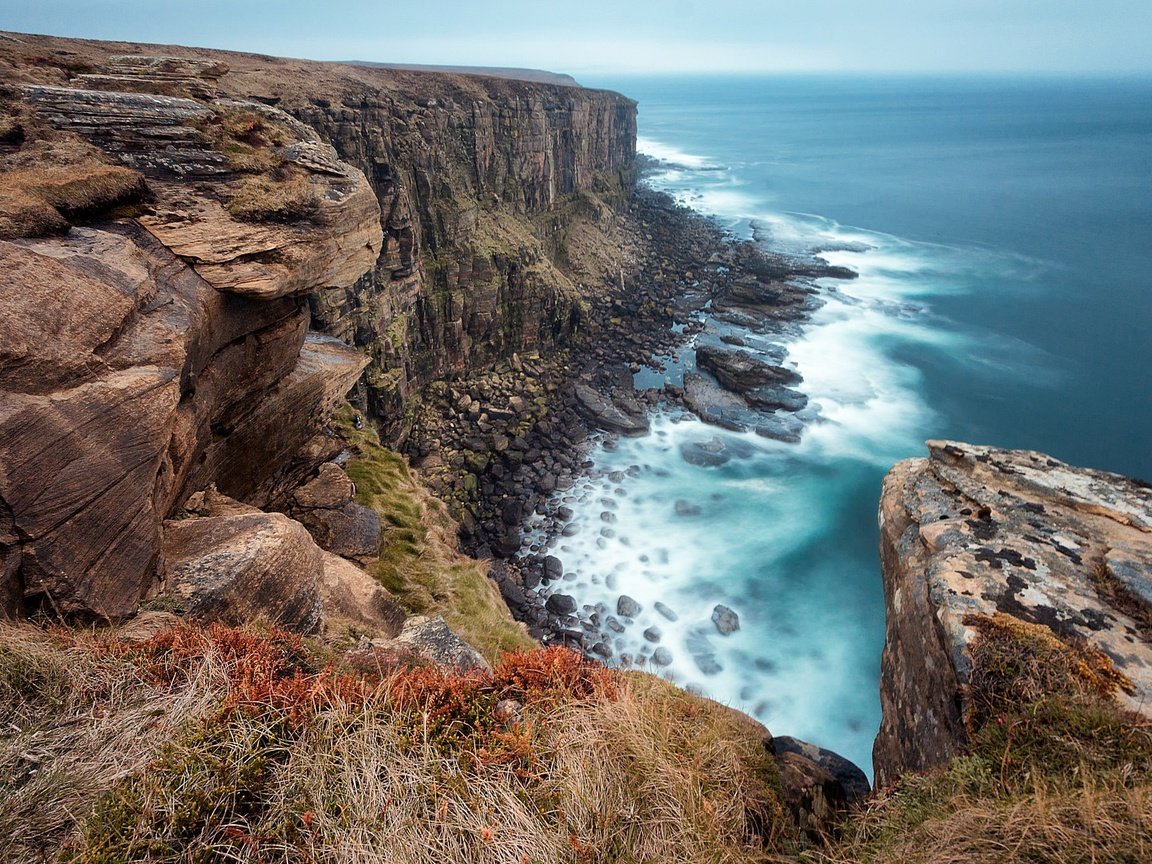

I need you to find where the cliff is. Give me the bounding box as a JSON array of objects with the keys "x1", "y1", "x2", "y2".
[
  {"x1": 874, "y1": 440, "x2": 1152, "y2": 785},
  {"x1": 0, "y1": 31, "x2": 635, "y2": 622}
]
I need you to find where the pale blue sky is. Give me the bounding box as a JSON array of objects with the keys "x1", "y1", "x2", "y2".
[{"x1": 2, "y1": 1, "x2": 1150, "y2": 75}]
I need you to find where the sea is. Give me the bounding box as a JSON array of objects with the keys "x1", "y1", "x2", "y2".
[{"x1": 532, "y1": 74, "x2": 1152, "y2": 776}]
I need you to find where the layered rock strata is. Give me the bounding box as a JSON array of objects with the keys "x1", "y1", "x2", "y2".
[
  {"x1": 874, "y1": 440, "x2": 1152, "y2": 786},
  {"x1": 0, "y1": 48, "x2": 383, "y2": 619}
]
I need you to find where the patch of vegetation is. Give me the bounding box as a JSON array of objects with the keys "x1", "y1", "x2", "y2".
[
  {"x1": 194, "y1": 107, "x2": 319, "y2": 224},
  {"x1": 335, "y1": 404, "x2": 535, "y2": 661},
  {"x1": 822, "y1": 612, "x2": 1152, "y2": 864},
  {"x1": 0, "y1": 163, "x2": 146, "y2": 239},
  {"x1": 194, "y1": 107, "x2": 292, "y2": 175},
  {"x1": 0, "y1": 621, "x2": 794, "y2": 863},
  {"x1": 226, "y1": 164, "x2": 316, "y2": 223}
]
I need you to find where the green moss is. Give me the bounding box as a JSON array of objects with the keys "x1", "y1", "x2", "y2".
[{"x1": 334, "y1": 405, "x2": 534, "y2": 661}]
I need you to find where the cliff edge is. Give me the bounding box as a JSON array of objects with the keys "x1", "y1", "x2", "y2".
[{"x1": 874, "y1": 440, "x2": 1152, "y2": 785}]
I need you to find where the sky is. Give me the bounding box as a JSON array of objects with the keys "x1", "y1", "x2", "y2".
[{"x1": 2, "y1": 1, "x2": 1150, "y2": 76}]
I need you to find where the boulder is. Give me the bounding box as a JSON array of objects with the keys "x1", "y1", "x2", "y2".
[
  {"x1": 682, "y1": 373, "x2": 803, "y2": 443},
  {"x1": 161, "y1": 509, "x2": 324, "y2": 633},
  {"x1": 545, "y1": 593, "x2": 578, "y2": 616},
  {"x1": 616, "y1": 594, "x2": 642, "y2": 618},
  {"x1": 319, "y1": 551, "x2": 405, "y2": 638},
  {"x1": 771, "y1": 736, "x2": 870, "y2": 805},
  {"x1": 295, "y1": 502, "x2": 381, "y2": 561},
  {"x1": 572, "y1": 383, "x2": 649, "y2": 436},
  {"x1": 695, "y1": 344, "x2": 801, "y2": 394},
  {"x1": 292, "y1": 463, "x2": 356, "y2": 510},
  {"x1": 712, "y1": 604, "x2": 740, "y2": 635},
  {"x1": 388, "y1": 615, "x2": 491, "y2": 672},
  {"x1": 773, "y1": 752, "x2": 848, "y2": 842}
]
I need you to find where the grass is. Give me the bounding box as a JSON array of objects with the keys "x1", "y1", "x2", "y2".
[
  {"x1": 0, "y1": 621, "x2": 795, "y2": 863},
  {"x1": 820, "y1": 612, "x2": 1152, "y2": 864},
  {"x1": 0, "y1": 162, "x2": 145, "y2": 238},
  {"x1": 191, "y1": 106, "x2": 320, "y2": 224},
  {"x1": 226, "y1": 168, "x2": 316, "y2": 223},
  {"x1": 335, "y1": 404, "x2": 536, "y2": 661},
  {"x1": 0, "y1": 625, "x2": 227, "y2": 862}
]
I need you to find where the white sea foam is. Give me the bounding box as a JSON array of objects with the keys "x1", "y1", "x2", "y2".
[
  {"x1": 532, "y1": 134, "x2": 1053, "y2": 775},
  {"x1": 637, "y1": 136, "x2": 717, "y2": 169}
]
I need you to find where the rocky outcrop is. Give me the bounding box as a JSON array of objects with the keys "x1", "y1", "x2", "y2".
[
  {"x1": 0, "y1": 53, "x2": 381, "y2": 620},
  {"x1": 387, "y1": 615, "x2": 492, "y2": 671},
  {"x1": 874, "y1": 441, "x2": 1152, "y2": 786}
]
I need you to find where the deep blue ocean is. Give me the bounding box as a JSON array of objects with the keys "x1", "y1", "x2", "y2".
[{"x1": 535, "y1": 74, "x2": 1152, "y2": 775}]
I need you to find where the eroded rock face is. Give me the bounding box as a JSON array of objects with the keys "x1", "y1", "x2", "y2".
[
  {"x1": 0, "y1": 223, "x2": 369, "y2": 619},
  {"x1": 24, "y1": 84, "x2": 383, "y2": 300},
  {"x1": 874, "y1": 440, "x2": 1152, "y2": 786},
  {"x1": 1, "y1": 68, "x2": 379, "y2": 619}
]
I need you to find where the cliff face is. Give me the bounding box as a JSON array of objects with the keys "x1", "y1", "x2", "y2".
[
  {"x1": 0, "y1": 32, "x2": 635, "y2": 621},
  {"x1": 282, "y1": 74, "x2": 635, "y2": 435},
  {"x1": 874, "y1": 440, "x2": 1152, "y2": 785}
]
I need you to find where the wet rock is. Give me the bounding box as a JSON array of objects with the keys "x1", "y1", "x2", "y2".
[
  {"x1": 545, "y1": 593, "x2": 578, "y2": 616},
  {"x1": 712, "y1": 604, "x2": 740, "y2": 635},
  {"x1": 652, "y1": 647, "x2": 673, "y2": 666},
  {"x1": 745, "y1": 385, "x2": 809, "y2": 413},
  {"x1": 572, "y1": 383, "x2": 649, "y2": 435},
  {"x1": 695, "y1": 344, "x2": 801, "y2": 394},
  {"x1": 654, "y1": 601, "x2": 679, "y2": 622},
  {"x1": 643, "y1": 626, "x2": 662, "y2": 643},
  {"x1": 674, "y1": 499, "x2": 702, "y2": 517},
  {"x1": 771, "y1": 736, "x2": 871, "y2": 806},
  {"x1": 617, "y1": 594, "x2": 642, "y2": 618},
  {"x1": 543, "y1": 554, "x2": 564, "y2": 581},
  {"x1": 687, "y1": 630, "x2": 722, "y2": 675}
]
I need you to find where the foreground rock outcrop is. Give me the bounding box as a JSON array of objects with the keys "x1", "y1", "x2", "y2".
[
  {"x1": 875, "y1": 440, "x2": 1152, "y2": 785},
  {"x1": 0, "y1": 44, "x2": 383, "y2": 620}
]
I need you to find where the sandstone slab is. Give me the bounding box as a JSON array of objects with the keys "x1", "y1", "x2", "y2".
[
  {"x1": 161, "y1": 509, "x2": 323, "y2": 633},
  {"x1": 874, "y1": 440, "x2": 1152, "y2": 785}
]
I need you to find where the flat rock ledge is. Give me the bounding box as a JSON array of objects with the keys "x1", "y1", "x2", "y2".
[{"x1": 874, "y1": 440, "x2": 1152, "y2": 785}]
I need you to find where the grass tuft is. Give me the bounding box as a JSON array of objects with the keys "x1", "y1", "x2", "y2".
[
  {"x1": 0, "y1": 621, "x2": 793, "y2": 863},
  {"x1": 226, "y1": 168, "x2": 316, "y2": 223},
  {"x1": 0, "y1": 163, "x2": 145, "y2": 238},
  {"x1": 821, "y1": 612, "x2": 1152, "y2": 864}
]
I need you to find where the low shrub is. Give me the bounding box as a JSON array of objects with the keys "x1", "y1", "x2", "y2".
[{"x1": 6, "y1": 624, "x2": 792, "y2": 864}]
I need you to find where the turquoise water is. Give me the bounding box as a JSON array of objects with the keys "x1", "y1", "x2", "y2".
[{"x1": 535, "y1": 75, "x2": 1152, "y2": 775}]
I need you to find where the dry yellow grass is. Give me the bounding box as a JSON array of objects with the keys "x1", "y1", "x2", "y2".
[
  {"x1": 0, "y1": 622, "x2": 792, "y2": 863},
  {"x1": 226, "y1": 170, "x2": 316, "y2": 223},
  {"x1": 819, "y1": 613, "x2": 1152, "y2": 864},
  {"x1": 0, "y1": 162, "x2": 145, "y2": 238},
  {"x1": 0, "y1": 625, "x2": 227, "y2": 862}
]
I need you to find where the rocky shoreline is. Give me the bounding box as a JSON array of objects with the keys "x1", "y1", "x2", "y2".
[{"x1": 403, "y1": 183, "x2": 857, "y2": 653}]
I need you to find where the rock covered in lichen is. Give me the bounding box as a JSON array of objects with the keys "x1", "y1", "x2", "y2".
[{"x1": 874, "y1": 440, "x2": 1152, "y2": 785}]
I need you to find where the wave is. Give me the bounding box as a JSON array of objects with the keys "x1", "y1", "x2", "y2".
[{"x1": 531, "y1": 134, "x2": 1056, "y2": 774}]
